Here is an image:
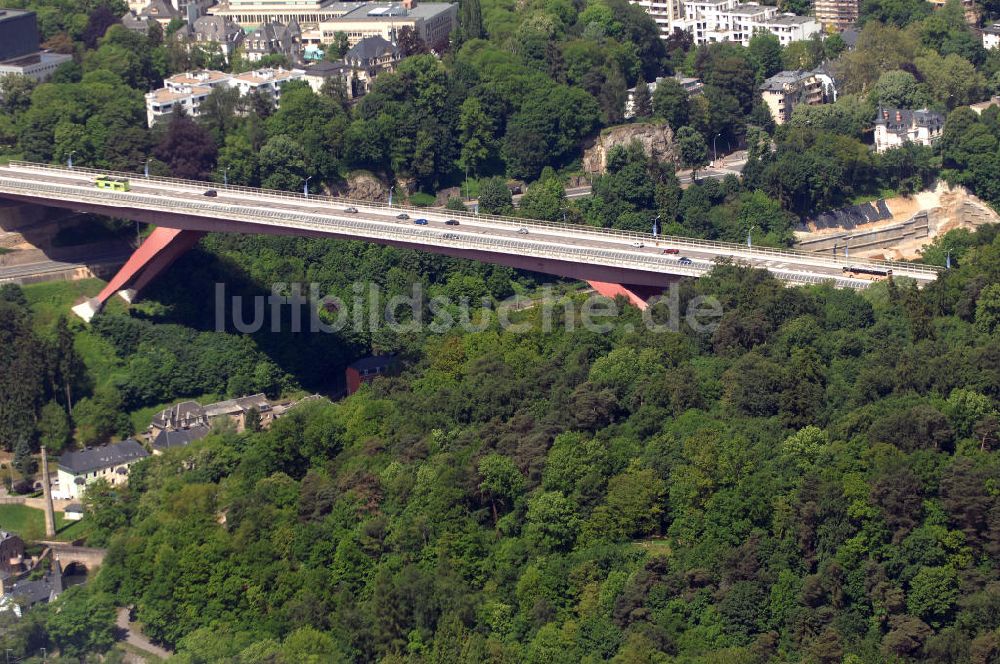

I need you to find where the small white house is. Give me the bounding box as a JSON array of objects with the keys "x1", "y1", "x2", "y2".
[
  {"x1": 873, "y1": 107, "x2": 945, "y2": 153},
  {"x1": 983, "y1": 24, "x2": 1000, "y2": 50}
]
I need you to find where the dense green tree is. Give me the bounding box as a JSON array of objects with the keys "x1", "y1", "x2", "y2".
[
  {"x1": 37, "y1": 401, "x2": 71, "y2": 455},
  {"x1": 675, "y1": 126, "x2": 708, "y2": 178},
  {"x1": 155, "y1": 108, "x2": 218, "y2": 179},
  {"x1": 632, "y1": 78, "x2": 652, "y2": 119},
  {"x1": 478, "y1": 176, "x2": 514, "y2": 214}
]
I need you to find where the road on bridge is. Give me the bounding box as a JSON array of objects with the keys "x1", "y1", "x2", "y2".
[{"x1": 0, "y1": 162, "x2": 940, "y2": 307}]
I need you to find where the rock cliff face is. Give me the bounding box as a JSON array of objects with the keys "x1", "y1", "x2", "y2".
[
  {"x1": 582, "y1": 122, "x2": 678, "y2": 174},
  {"x1": 344, "y1": 172, "x2": 387, "y2": 201}
]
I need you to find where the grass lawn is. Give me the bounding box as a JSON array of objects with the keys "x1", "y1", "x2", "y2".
[
  {"x1": 0, "y1": 504, "x2": 93, "y2": 542},
  {"x1": 22, "y1": 279, "x2": 126, "y2": 389}
]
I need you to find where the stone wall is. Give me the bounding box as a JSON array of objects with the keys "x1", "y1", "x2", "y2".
[{"x1": 582, "y1": 122, "x2": 678, "y2": 174}]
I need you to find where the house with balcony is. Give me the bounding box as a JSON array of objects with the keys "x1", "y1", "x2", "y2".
[{"x1": 760, "y1": 70, "x2": 825, "y2": 125}]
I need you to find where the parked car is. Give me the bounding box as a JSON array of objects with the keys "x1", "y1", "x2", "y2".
[
  {"x1": 679, "y1": 256, "x2": 693, "y2": 265},
  {"x1": 204, "y1": 189, "x2": 217, "y2": 197},
  {"x1": 517, "y1": 228, "x2": 529, "y2": 234},
  {"x1": 445, "y1": 219, "x2": 460, "y2": 226},
  {"x1": 662, "y1": 248, "x2": 679, "y2": 254},
  {"x1": 414, "y1": 218, "x2": 429, "y2": 225},
  {"x1": 396, "y1": 213, "x2": 410, "y2": 220},
  {"x1": 344, "y1": 206, "x2": 358, "y2": 213}
]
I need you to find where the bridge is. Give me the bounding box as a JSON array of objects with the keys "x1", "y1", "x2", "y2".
[{"x1": 0, "y1": 161, "x2": 942, "y2": 319}]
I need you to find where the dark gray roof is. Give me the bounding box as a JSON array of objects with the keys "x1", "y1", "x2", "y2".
[
  {"x1": 875, "y1": 107, "x2": 945, "y2": 132},
  {"x1": 345, "y1": 36, "x2": 400, "y2": 63},
  {"x1": 151, "y1": 400, "x2": 205, "y2": 430},
  {"x1": 152, "y1": 425, "x2": 210, "y2": 451},
  {"x1": 840, "y1": 29, "x2": 858, "y2": 48},
  {"x1": 306, "y1": 60, "x2": 351, "y2": 76},
  {"x1": 5, "y1": 573, "x2": 62, "y2": 607},
  {"x1": 64, "y1": 503, "x2": 84, "y2": 513},
  {"x1": 139, "y1": 0, "x2": 180, "y2": 20},
  {"x1": 58, "y1": 440, "x2": 150, "y2": 474},
  {"x1": 761, "y1": 70, "x2": 812, "y2": 92},
  {"x1": 348, "y1": 354, "x2": 396, "y2": 372},
  {"x1": 191, "y1": 15, "x2": 243, "y2": 43}
]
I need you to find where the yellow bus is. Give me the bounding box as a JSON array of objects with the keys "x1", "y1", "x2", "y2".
[{"x1": 95, "y1": 176, "x2": 130, "y2": 192}]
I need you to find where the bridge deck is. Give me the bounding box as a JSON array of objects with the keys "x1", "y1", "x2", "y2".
[{"x1": 0, "y1": 162, "x2": 942, "y2": 291}]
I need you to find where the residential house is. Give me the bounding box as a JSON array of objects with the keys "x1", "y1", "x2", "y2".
[
  {"x1": 970, "y1": 96, "x2": 1000, "y2": 115},
  {"x1": 984, "y1": 23, "x2": 1000, "y2": 50},
  {"x1": 302, "y1": 59, "x2": 354, "y2": 97},
  {"x1": 873, "y1": 107, "x2": 945, "y2": 153},
  {"x1": 151, "y1": 425, "x2": 211, "y2": 454},
  {"x1": 0, "y1": 532, "x2": 24, "y2": 578},
  {"x1": 150, "y1": 399, "x2": 209, "y2": 431},
  {"x1": 760, "y1": 70, "x2": 825, "y2": 125},
  {"x1": 245, "y1": 19, "x2": 303, "y2": 63},
  {"x1": 63, "y1": 504, "x2": 84, "y2": 521},
  {"x1": 53, "y1": 440, "x2": 150, "y2": 500},
  {"x1": 344, "y1": 35, "x2": 401, "y2": 93},
  {"x1": 0, "y1": 570, "x2": 62, "y2": 618},
  {"x1": 138, "y1": 0, "x2": 182, "y2": 26},
  {"x1": 176, "y1": 15, "x2": 246, "y2": 61},
  {"x1": 346, "y1": 355, "x2": 396, "y2": 395},
  {"x1": 121, "y1": 10, "x2": 158, "y2": 33},
  {"x1": 149, "y1": 393, "x2": 273, "y2": 437},
  {"x1": 202, "y1": 394, "x2": 273, "y2": 431}
]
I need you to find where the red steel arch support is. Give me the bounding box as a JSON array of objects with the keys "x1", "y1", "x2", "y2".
[
  {"x1": 586, "y1": 280, "x2": 667, "y2": 310},
  {"x1": 72, "y1": 227, "x2": 203, "y2": 321}
]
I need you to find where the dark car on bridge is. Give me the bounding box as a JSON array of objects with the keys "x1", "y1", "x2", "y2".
[
  {"x1": 679, "y1": 256, "x2": 693, "y2": 265},
  {"x1": 414, "y1": 218, "x2": 428, "y2": 225},
  {"x1": 445, "y1": 219, "x2": 460, "y2": 226},
  {"x1": 203, "y1": 189, "x2": 217, "y2": 197},
  {"x1": 396, "y1": 213, "x2": 410, "y2": 220}
]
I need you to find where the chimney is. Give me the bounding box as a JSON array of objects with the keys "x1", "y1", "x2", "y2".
[
  {"x1": 40, "y1": 447, "x2": 56, "y2": 539},
  {"x1": 882, "y1": 109, "x2": 888, "y2": 119},
  {"x1": 402, "y1": 0, "x2": 415, "y2": 8},
  {"x1": 895, "y1": 110, "x2": 902, "y2": 123}
]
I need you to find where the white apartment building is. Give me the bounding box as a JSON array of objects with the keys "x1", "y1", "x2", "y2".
[
  {"x1": 630, "y1": 0, "x2": 684, "y2": 40},
  {"x1": 758, "y1": 14, "x2": 820, "y2": 46},
  {"x1": 873, "y1": 107, "x2": 945, "y2": 153},
  {"x1": 631, "y1": 0, "x2": 820, "y2": 46},
  {"x1": 0, "y1": 51, "x2": 72, "y2": 82},
  {"x1": 145, "y1": 67, "x2": 305, "y2": 126},
  {"x1": 984, "y1": 24, "x2": 1000, "y2": 50}
]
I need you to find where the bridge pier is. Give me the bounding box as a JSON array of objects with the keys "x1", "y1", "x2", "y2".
[
  {"x1": 72, "y1": 227, "x2": 203, "y2": 322},
  {"x1": 586, "y1": 281, "x2": 668, "y2": 310}
]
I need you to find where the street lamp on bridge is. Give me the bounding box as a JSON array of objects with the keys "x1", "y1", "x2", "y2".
[
  {"x1": 67, "y1": 151, "x2": 76, "y2": 170},
  {"x1": 303, "y1": 176, "x2": 313, "y2": 198}
]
